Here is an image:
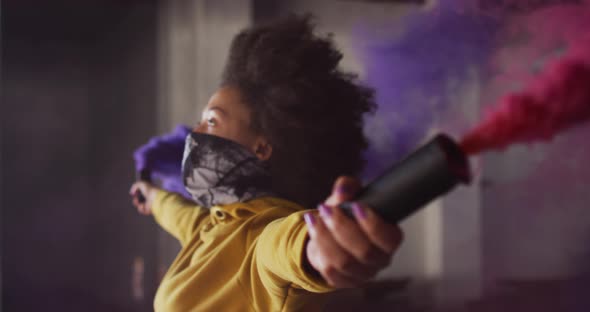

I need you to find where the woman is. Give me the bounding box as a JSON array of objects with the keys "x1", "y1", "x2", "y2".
[{"x1": 130, "y1": 15, "x2": 403, "y2": 311}]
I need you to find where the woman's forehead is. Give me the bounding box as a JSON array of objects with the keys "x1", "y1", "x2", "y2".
[
  {"x1": 203, "y1": 106, "x2": 228, "y2": 117},
  {"x1": 205, "y1": 87, "x2": 251, "y2": 122}
]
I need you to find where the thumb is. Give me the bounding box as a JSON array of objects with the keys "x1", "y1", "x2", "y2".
[
  {"x1": 325, "y1": 176, "x2": 362, "y2": 206},
  {"x1": 129, "y1": 181, "x2": 150, "y2": 196}
]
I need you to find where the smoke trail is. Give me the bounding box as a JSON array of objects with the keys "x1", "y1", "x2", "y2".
[
  {"x1": 461, "y1": 58, "x2": 590, "y2": 154},
  {"x1": 461, "y1": 3, "x2": 590, "y2": 154}
]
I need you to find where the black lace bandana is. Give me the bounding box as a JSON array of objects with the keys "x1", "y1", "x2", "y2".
[{"x1": 181, "y1": 132, "x2": 274, "y2": 208}]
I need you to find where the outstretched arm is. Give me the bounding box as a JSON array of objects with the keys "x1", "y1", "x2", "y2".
[
  {"x1": 130, "y1": 182, "x2": 209, "y2": 247},
  {"x1": 255, "y1": 176, "x2": 404, "y2": 292}
]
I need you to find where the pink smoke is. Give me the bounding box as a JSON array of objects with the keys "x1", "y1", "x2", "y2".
[
  {"x1": 461, "y1": 3, "x2": 590, "y2": 155},
  {"x1": 461, "y1": 58, "x2": 590, "y2": 154}
]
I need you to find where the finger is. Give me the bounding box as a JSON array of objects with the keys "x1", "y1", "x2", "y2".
[
  {"x1": 321, "y1": 266, "x2": 361, "y2": 288},
  {"x1": 130, "y1": 182, "x2": 145, "y2": 196},
  {"x1": 129, "y1": 183, "x2": 138, "y2": 196},
  {"x1": 325, "y1": 176, "x2": 361, "y2": 207},
  {"x1": 318, "y1": 204, "x2": 389, "y2": 269},
  {"x1": 132, "y1": 193, "x2": 140, "y2": 206},
  {"x1": 304, "y1": 212, "x2": 370, "y2": 283},
  {"x1": 131, "y1": 192, "x2": 147, "y2": 212},
  {"x1": 305, "y1": 234, "x2": 361, "y2": 288},
  {"x1": 130, "y1": 182, "x2": 151, "y2": 204},
  {"x1": 132, "y1": 196, "x2": 143, "y2": 211},
  {"x1": 130, "y1": 181, "x2": 150, "y2": 193},
  {"x1": 131, "y1": 188, "x2": 142, "y2": 204},
  {"x1": 350, "y1": 203, "x2": 404, "y2": 255},
  {"x1": 137, "y1": 201, "x2": 149, "y2": 215}
]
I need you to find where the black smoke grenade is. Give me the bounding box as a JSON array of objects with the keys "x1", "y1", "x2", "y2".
[{"x1": 340, "y1": 134, "x2": 471, "y2": 224}]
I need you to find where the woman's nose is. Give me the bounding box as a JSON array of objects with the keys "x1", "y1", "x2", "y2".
[{"x1": 193, "y1": 122, "x2": 206, "y2": 134}]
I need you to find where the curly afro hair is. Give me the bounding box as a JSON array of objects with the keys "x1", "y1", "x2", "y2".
[{"x1": 221, "y1": 14, "x2": 376, "y2": 207}]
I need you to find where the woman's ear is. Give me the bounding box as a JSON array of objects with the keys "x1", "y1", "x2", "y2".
[{"x1": 253, "y1": 138, "x2": 273, "y2": 161}]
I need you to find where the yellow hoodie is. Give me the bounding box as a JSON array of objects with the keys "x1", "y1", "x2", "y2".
[{"x1": 151, "y1": 189, "x2": 335, "y2": 311}]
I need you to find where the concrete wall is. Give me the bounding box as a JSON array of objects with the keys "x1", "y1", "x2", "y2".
[
  {"x1": 155, "y1": 0, "x2": 253, "y2": 269},
  {"x1": 157, "y1": 0, "x2": 252, "y2": 129}
]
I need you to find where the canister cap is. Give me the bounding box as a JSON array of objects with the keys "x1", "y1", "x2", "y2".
[{"x1": 435, "y1": 134, "x2": 472, "y2": 184}]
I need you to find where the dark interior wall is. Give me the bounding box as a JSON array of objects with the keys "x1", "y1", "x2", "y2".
[
  {"x1": 2, "y1": 1, "x2": 159, "y2": 311},
  {"x1": 88, "y1": 3, "x2": 160, "y2": 308},
  {"x1": 253, "y1": 0, "x2": 281, "y2": 23},
  {"x1": 2, "y1": 24, "x2": 94, "y2": 306}
]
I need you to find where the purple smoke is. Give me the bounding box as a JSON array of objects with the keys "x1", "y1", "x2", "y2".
[
  {"x1": 356, "y1": 3, "x2": 500, "y2": 178},
  {"x1": 133, "y1": 124, "x2": 192, "y2": 199}
]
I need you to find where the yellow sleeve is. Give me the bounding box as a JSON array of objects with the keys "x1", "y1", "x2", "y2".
[
  {"x1": 255, "y1": 210, "x2": 334, "y2": 293},
  {"x1": 151, "y1": 189, "x2": 209, "y2": 247}
]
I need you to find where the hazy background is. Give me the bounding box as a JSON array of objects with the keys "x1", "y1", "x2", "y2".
[{"x1": 2, "y1": 0, "x2": 590, "y2": 311}]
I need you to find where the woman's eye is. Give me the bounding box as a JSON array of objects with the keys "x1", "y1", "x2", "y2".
[{"x1": 206, "y1": 117, "x2": 216, "y2": 126}]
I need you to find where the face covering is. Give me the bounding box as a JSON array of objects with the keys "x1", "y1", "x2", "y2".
[{"x1": 181, "y1": 132, "x2": 274, "y2": 208}]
